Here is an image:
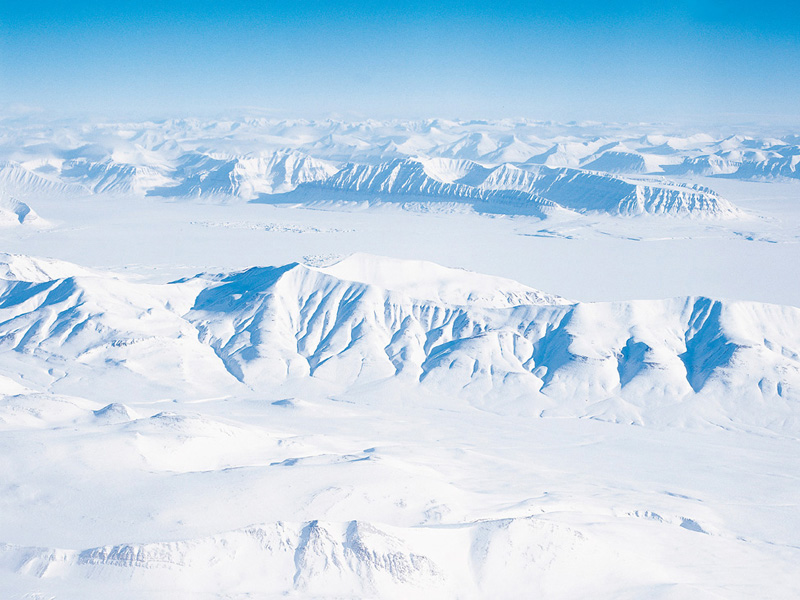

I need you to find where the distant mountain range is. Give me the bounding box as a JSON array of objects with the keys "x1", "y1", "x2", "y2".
[{"x1": 1, "y1": 118, "x2": 797, "y2": 219}]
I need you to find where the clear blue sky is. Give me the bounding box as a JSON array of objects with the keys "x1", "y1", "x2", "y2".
[{"x1": 1, "y1": 0, "x2": 798, "y2": 122}]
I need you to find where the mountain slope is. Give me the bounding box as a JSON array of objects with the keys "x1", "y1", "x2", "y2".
[
  {"x1": 150, "y1": 150, "x2": 339, "y2": 199},
  {"x1": 274, "y1": 158, "x2": 556, "y2": 217},
  {"x1": 1, "y1": 253, "x2": 799, "y2": 599},
  {"x1": 0, "y1": 197, "x2": 44, "y2": 227},
  {"x1": 61, "y1": 158, "x2": 174, "y2": 194},
  {"x1": 0, "y1": 269, "x2": 241, "y2": 401},
  {"x1": 0, "y1": 515, "x2": 662, "y2": 599},
  {"x1": 0, "y1": 161, "x2": 85, "y2": 197},
  {"x1": 478, "y1": 164, "x2": 737, "y2": 216}
]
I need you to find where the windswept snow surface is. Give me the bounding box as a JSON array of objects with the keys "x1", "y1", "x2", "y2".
[{"x1": 1, "y1": 117, "x2": 800, "y2": 598}]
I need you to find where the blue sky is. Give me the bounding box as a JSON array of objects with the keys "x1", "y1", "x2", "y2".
[{"x1": 1, "y1": 0, "x2": 799, "y2": 122}]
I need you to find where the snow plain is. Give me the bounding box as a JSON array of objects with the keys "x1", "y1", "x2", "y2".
[{"x1": 0, "y1": 118, "x2": 799, "y2": 599}]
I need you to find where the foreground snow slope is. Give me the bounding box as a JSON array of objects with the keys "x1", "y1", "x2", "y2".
[
  {"x1": 1, "y1": 253, "x2": 799, "y2": 598},
  {"x1": 4, "y1": 396, "x2": 798, "y2": 600}
]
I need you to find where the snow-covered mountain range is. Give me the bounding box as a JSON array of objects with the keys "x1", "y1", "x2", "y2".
[
  {"x1": 277, "y1": 158, "x2": 735, "y2": 216},
  {"x1": 3, "y1": 118, "x2": 798, "y2": 218},
  {"x1": 1, "y1": 117, "x2": 799, "y2": 599},
  {"x1": 1, "y1": 252, "x2": 796, "y2": 433}
]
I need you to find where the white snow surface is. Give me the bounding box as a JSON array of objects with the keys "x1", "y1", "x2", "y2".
[{"x1": 0, "y1": 117, "x2": 799, "y2": 599}]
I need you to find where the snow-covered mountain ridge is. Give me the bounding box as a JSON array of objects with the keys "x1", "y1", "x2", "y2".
[
  {"x1": 282, "y1": 158, "x2": 734, "y2": 216},
  {"x1": 1, "y1": 252, "x2": 797, "y2": 434},
  {"x1": 0, "y1": 196, "x2": 43, "y2": 227}
]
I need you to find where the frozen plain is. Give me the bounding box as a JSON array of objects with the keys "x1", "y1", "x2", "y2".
[{"x1": 0, "y1": 118, "x2": 799, "y2": 598}]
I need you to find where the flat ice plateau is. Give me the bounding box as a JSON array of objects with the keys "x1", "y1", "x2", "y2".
[{"x1": 0, "y1": 118, "x2": 799, "y2": 599}]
